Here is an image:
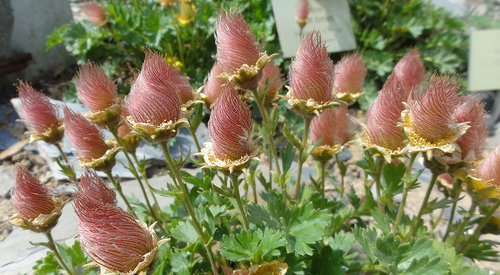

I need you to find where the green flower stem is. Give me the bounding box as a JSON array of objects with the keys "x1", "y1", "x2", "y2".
[
  {"x1": 249, "y1": 164, "x2": 258, "y2": 203},
  {"x1": 45, "y1": 230, "x2": 76, "y2": 275},
  {"x1": 443, "y1": 178, "x2": 463, "y2": 242},
  {"x1": 160, "y1": 143, "x2": 217, "y2": 274},
  {"x1": 104, "y1": 170, "x2": 137, "y2": 219},
  {"x1": 335, "y1": 154, "x2": 346, "y2": 198},
  {"x1": 188, "y1": 126, "x2": 202, "y2": 153},
  {"x1": 320, "y1": 160, "x2": 327, "y2": 208},
  {"x1": 393, "y1": 152, "x2": 418, "y2": 235},
  {"x1": 452, "y1": 201, "x2": 478, "y2": 248},
  {"x1": 231, "y1": 175, "x2": 250, "y2": 230},
  {"x1": 406, "y1": 170, "x2": 439, "y2": 241},
  {"x1": 458, "y1": 200, "x2": 500, "y2": 253},
  {"x1": 364, "y1": 151, "x2": 385, "y2": 215},
  {"x1": 294, "y1": 116, "x2": 312, "y2": 200},
  {"x1": 54, "y1": 143, "x2": 76, "y2": 181},
  {"x1": 168, "y1": 6, "x2": 185, "y2": 66}
]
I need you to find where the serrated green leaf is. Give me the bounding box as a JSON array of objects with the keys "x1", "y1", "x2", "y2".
[
  {"x1": 172, "y1": 220, "x2": 198, "y2": 244},
  {"x1": 281, "y1": 142, "x2": 295, "y2": 173}
]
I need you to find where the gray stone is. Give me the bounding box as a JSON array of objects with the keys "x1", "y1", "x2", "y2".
[
  {"x1": 0, "y1": 165, "x2": 16, "y2": 197},
  {"x1": 0, "y1": 0, "x2": 13, "y2": 58}
]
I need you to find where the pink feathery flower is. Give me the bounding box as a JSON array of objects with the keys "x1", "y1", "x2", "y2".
[
  {"x1": 366, "y1": 75, "x2": 408, "y2": 150},
  {"x1": 407, "y1": 74, "x2": 462, "y2": 141},
  {"x1": 394, "y1": 49, "x2": 425, "y2": 94},
  {"x1": 296, "y1": 0, "x2": 310, "y2": 22},
  {"x1": 74, "y1": 194, "x2": 156, "y2": 272},
  {"x1": 76, "y1": 62, "x2": 118, "y2": 112},
  {"x1": 126, "y1": 50, "x2": 181, "y2": 126},
  {"x1": 478, "y1": 146, "x2": 500, "y2": 187},
  {"x1": 117, "y1": 107, "x2": 133, "y2": 138},
  {"x1": 79, "y1": 169, "x2": 116, "y2": 205},
  {"x1": 215, "y1": 9, "x2": 262, "y2": 74},
  {"x1": 310, "y1": 104, "x2": 352, "y2": 146},
  {"x1": 169, "y1": 68, "x2": 193, "y2": 105},
  {"x1": 333, "y1": 53, "x2": 367, "y2": 95},
  {"x1": 64, "y1": 106, "x2": 109, "y2": 160},
  {"x1": 81, "y1": 1, "x2": 107, "y2": 27},
  {"x1": 12, "y1": 164, "x2": 56, "y2": 220},
  {"x1": 455, "y1": 96, "x2": 488, "y2": 160},
  {"x1": 258, "y1": 60, "x2": 284, "y2": 99},
  {"x1": 204, "y1": 62, "x2": 228, "y2": 106},
  {"x1": 289, "y1": 31, "x2": 334, "y2": 102},
  {"x1": 17, "y1": 81, "x2": 60, "y2": 135},
  {"x1": 209, "y1": 86, "x2": 254, "y2": 161}
]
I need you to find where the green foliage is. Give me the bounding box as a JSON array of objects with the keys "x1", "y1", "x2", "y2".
[{"x1": 33, "y1": 240, "x2": 97, "y2": 275}]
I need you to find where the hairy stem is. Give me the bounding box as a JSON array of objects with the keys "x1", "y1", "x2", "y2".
[{"x1": 231, "y1": 175, "x2": 249, "y2": 230}]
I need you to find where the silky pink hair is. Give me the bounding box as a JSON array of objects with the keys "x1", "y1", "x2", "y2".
[
  {"x1": 215, "y1": 9, "x2": 262, "y2": 74},
  {"x1": 12, "y1": 164, "x2": 55, "y2": 220},
  {"x1": 258, "y1": 61, "x2": 284, "y2": 98},
  {"x1": 126, "y1": 50, "x2": 181, "y2": 126},
  {"x1": 17, "y1": 81, "x2": 60, "y2": 134},
  {"x1": 74, "y1": 194, "x2": 154, "y2": 272},
  {"x1": 394, "y1": 49, "x2": 425, "y2": 94},
  {"x1": 81, "y1": 1, "x2": 107, "y2": 27},
  {"x1": 407, "y1": 74, "x2": 462, "y2": 141},
  {"x1": 333, "y1": 53, "x2": 367, "y2": 95},
  {"x1": 209, "y1": 86, "x2": 254, "y2": 161},
  {"x1": 455, "y1": 96, "x2": 487, "y2": 160},
  {"x1": 289, "y1": 31, "x2": 334, "y2": 102},
  {"x1": 204, "y1": 62, "x2": 228, "y2": 105},
  {"x1": 79, "y1": 169, "x2": 116, "y2": 205},
  {"x1": 310, "y1": 104, "x2": 352, "y2": 146},
  {"x1": 296, "y1": 0, "x2": 310, "y2": 21},
  {"x1": 478, "y1": 146, "x2": 500, "y2": 186},
  {"x1": 76, "y1": 62, "x2": 118, "y2": 112},
  {"x1": 64, "y1": 106, "x2": 109, "y2": 160}
]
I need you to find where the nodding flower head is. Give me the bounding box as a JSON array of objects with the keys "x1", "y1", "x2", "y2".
[
  {"x1": 455, "y1": 96, "x2": 487, "y2": 161},
  {"x1": 201, "y1": 85, "x2": 258, "y2": 174},
  {"x1": 81, "y1": 1, "x2": 107, "y2": 27},
  {"x1": 296, "y1": 0, "x2": 310, "y2": 28},
  {"x1": 363, "y1": 74, "x2": 408, "y2": 154},
  {"x1": 160, "y1": 60, "x2": 194, "y2": 106},
  {"x1": 215, "y1": 9, "x2": 273, "y2": 90},
  {"x1": 401, "y1": 74, "x2": 469, "y2": 157},
  {"x1": 333, "y1": 53, "x2": 367, "y2": 104},
  {"x1": 203, "y1": 62, "x2": 228, "y2": 107},
  {"x1": 79, "y1": 168, "x2": 116, "y2": 205},
  {"x1": 394, "y1": 49, "x2": 425, "y2": 94},
  {"x1": 310, "y1": 104, "x2": 352, "y2": 160},
  {"x1": 64, "y1": 106, "x2": 118, "y2": 171},
  {"x1": 471, "y1": 146, "x2": 500, "y2": 200},
  {"x1": 17, "y1": 81, "x2": 63, "y2": 144},
  {"x1": 10, "y1": 164, "x2": 65, "y2": 232},
  {"x1": 258, "y1": 60, "x2": 285, "y2": 104},
  {"x1": 74, "y1": 193, "x2": 160, "y2": 274},
  {"x1": 287, "y1": 31, "x2": 336, "y2": 117},
  {"x1": 76, "y1": 62, "x2": 122, "y2": 128},
  {"x1": 125, "y1": 50, "x2": 188, "y2": 144}
]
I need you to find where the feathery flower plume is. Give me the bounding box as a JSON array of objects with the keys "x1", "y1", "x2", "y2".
[
  {"x1": 394, "y1": 49, "x2": 425, "y2": 94},
  {"x1": 287, "y1": 31, "x2": 336, "y2": 117},
  {"x1": 10, "y1": 164, "x2": 65, "y2": 232},
  {"x1": 81, "y1": 1, "x2": 107, "y2": 27},
  {"x1": 125, "y1": 50, "x2": 188, "y2": 144},
  {"x1": 258, "y1": 60, "x2": 285, "y2": 105},
  {"x1": 361, "y1": 75, "x2": 408, "y2": 157},
  {"x1": 203, "y1": 61, "x2": 228, "y2": 107},
  {"x1": 76, "y1": 62, "x2": 122, "y2": 128},
  {"x1": 201, "y1": 86, "x2": 258, "y2": 174},
  {"x1": 64, "y1": 106, "x2": 118, "y2": 171},
  {"x1": 295, "y1": 0, "x2": 310, "y2": 29},
  {"x1": 215, "y1": 9, "x2": 273, "y2": 90},
  {"x1": 333, "y1": 53, "x2": 367, "y2": 104},
  {"x1": 454, "y1": 96, "x2": 487, "y2": 162},
  {"x1": 79, "y1": 169, "x2": 116, "y2": 205},
  {"x1": 17, "y1": 81, "x2": 64, "y2": 144},
  {"x1": 310, "y1": 104, "x2": 353, "y2": 160},
  {"x1": 401, "y1": 74, "x2": 468, "y2": 159},
  {"x1": 74, "y1": 193, "x2": 161, "y2": 274}
]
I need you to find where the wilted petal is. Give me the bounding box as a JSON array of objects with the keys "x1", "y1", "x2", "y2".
[
  {"x1": 333, "y1": 53, "x2": 366, "y2": 95},
  {"x1": 455, "y1": 96, "x2": 487, "y2": 160}
]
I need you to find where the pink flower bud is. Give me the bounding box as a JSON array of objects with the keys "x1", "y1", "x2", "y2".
[
  {"x1": 209, "y1": 86, "x2": 254, "y2": 161},
  {"x1": 204, "y1": 62, "x2": 228, "y2": 106},
  {"x1": 394, "y1": 49, "x2": 425, "y2": 94},
  {"x1": 64, "y1": 106, "x2": 109, "y2": 160},
  {"x1": 407, "y1": 74, "x2": 462, "y2": 141},
  {"x1": 76, "y1": 62, "x2": 118, "y2": 112},
  {"x1": 478, "y1": 146, "x2": 500, "y2": 187},
  {"x1": 333, "y1": 53, "x2": 367, "y2": 95},
  {"x1": 81, "y1": 1, "x2": 107, "y2": 27},
  {"x1": 454, "y1": 96, "x2": 487, "y2": 160},
  {"x1": 74, "y1": 194, "x2": 156, "y2": 273},
  {"x1": 126, "y1": 51, "x2": 181, "y2": 127},
  {"x1": 296, "y1": 0, "x2": 310, "y2": 21},
  {"x1": 258, "y1": 60, "x2": 284, "y2": 100},
  {"x1": 12, "y1": 164, "x2": 55, "y2": 220},
  {"x1": 79, "y1": 169, "x2": 116, "y2": 205},
  {"x1": 215, "y1": 9, "x2": 262, "y2": 74},
  {"x1": 289, "y1": 31, "x2": 334, "y2": 102},
  {"x1": 17, "y1": 81, "x2": 60, "y2": 135},
  {"x1": 311, "y1": 104, "x2": 352, "y2": 147},
  {"x1": 366, "y1": 75, "x2": 407, "y2": 150}
]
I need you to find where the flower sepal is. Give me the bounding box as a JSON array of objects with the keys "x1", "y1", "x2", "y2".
[
  {"x1": 126, "y1": 116, "x2": 189, "y2": 145},
  {"x1": 358, "y1": 130, "x2": 408, "y2": 163},
  {"x1": 78, "y1": 142, "x2": 120, "y2": 172},
  {"x1": 334, "y1": 91, "x2": 364, "y2": 106},
  {"x1": 199, "y1": 142, "x2": 259, "y2": 176},
  {"x1": 220, "y1": 52, "x2": 277, "y2": 91},
  {"x1": 9, "y1": 197, "x2": 66, "y2": 233},
  {"x1": 28, "y1": 120, "x2": 64, "y2": 144},
  {"x1": 84, "y1": 102, "x2": 123, "y2": 129},
  {"x1": 285, "y1": 88, "x2": 340, "y2": 118}
]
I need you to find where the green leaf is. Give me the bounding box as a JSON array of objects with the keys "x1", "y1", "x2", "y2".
[
  {"x1": 171, "y1": 220, "x2": 198, "y2": 244},
  {"x1": 280, "y1": 142, "x2": 295, "y2": 173},
  {"x1": 283, "y1": 125, "x2": 302, "y2": 150}
]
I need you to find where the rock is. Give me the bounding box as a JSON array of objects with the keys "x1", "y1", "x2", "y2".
[{"x1": 0, "y1": 165, "x2": 16, "y2": 197}]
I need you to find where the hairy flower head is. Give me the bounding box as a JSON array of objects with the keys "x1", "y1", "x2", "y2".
[
  {"x1": 333, "y1": 53, "x2": 367, "y2": 104},
  {"x1": 454, "y1": 96, "x2": 487, "y2": 161},
  {"x1": 203, "y1": 61, "x2": 229, "y2": 107},
  {"x1": 258, "y1": 60, "x2": 284, "y2": 103},
  {"x1": 394, "y1": 49, "x2": 425, "y2": 94},
  {"x1": 79, "y1": 169, "x2": 116, "y2": 205},
  {"x1": 81, "y1": 1, "x2": 107, "y2": 27}
]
